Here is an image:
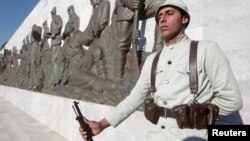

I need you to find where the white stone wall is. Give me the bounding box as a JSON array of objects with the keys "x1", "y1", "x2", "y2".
[{"x1": 0, "y1": 86, "x2": 148, "y2": 141}]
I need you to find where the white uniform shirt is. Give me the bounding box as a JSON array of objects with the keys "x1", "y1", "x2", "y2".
[{"x1": 104, "y1": 34, "x2": 243, "y2": 140}]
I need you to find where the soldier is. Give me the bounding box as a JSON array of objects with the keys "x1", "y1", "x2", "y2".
[
  {"x1": 114, "y1": 0, "x2": 165, "y2": 78},
  {"x1": 62, "y1": 20, "x2": 86, "y2": 69},
  {"x1": 79, "y1": 0, "x2": 110, "y2": 46},
  {"x1": 65, "y1": 0, "x2": 110, "y2": 78},
  {"x1": 41, "y1": 20, "x2": 51, "y2": 66},
  {"x1": 79, "y1": 0, "x2": 243, "y2": 140},
  {"x1": 67, "y1": 5, "x2": 80, "y2": 31},
  {"x1": 41, "y1": 20, "x2": 52, "y2": 89},
  {"x1": 45, "y1": 7, "x2": 63, "y2": 91},
  {"x1": 30, "y1": 24, "x2": 43, "y2": 91},
  {"x1": 12, "y1": 39, "x2": 30, "y2": 87},
  {"x1": 47, "y1": 7, "x2": 63, "y2": 64}
]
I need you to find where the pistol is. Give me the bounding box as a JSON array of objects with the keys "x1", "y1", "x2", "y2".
[{"x1": 72, "y1": 101, "x2": 93, "y2": 141}]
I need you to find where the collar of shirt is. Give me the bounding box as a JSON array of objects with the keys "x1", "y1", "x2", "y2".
[
  {"x1": 160, "y1": 34, "x2": 189, "y2": 64},
  {"x1": 163, "y1": 34, "x2": 188, "y2": 49}
]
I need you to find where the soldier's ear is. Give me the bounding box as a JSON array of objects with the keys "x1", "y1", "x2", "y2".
[{"x1": 182, "y1": 15, "x2": 189, "y2": 25}]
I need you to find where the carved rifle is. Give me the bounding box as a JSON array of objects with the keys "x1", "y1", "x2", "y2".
[
  {"x1": 72, "y1": 101, "x2": 94, "y2": 141},
  {"x1": 132, "y1": 0, "x2": 144, "y2": 71}
]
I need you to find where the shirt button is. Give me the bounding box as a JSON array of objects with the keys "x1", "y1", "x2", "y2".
[
  {"x1": 163, "y1": 101, "x2": 167, "y2": 105},
  {"x1": 161, "y1": 125, "x2": 165, "y2": 129},
  {"x1": 165, "y1": 80, "x2": 169, "y2": 84},
  {"x1": 168, "y1": 60, "x2": 172, "y2": 65}
]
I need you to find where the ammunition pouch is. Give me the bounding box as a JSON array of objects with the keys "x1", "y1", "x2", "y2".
[
  {"x1": 144, "y1": 98, "x2": 161, "y2": 124},
  {"x1": 173, "y1": 104, "x2": 192, "y2": 129},
  {"x1": 144, "y1": 98, "x2": 219, "y2": 129},
  {"x1": 189, "y1": 104, "x2": 210, "y2": 129}
]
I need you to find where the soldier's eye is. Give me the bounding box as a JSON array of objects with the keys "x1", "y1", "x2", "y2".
[{"x1": 167, "y1": 12, "x2": 173, "y2": 16}]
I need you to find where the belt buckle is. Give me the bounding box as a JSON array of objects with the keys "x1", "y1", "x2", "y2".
[
  {"x1": 161, "y1": 108, "x2": 167, "y2": 118},
  {"x1": 164, "y1": 108, "x2": 167, "y2": 118}
]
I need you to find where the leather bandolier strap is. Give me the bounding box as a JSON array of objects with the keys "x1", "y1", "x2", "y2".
[
  {"x1": 189, "y1": 41, "x2": 199, "y2": 94},
  {"x1": 150, "y1": 50, "x2": 162, "y2": 92}
]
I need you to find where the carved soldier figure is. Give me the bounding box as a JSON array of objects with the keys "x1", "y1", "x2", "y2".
[
  {"x1": 1, "y1": 49, "x2": 15, "y2": 83},
  {"x1": 62, "y1": 5, "x2": 85, "y2": 66},
  {"x1": 79, "y1": 0, "x2": 110, "y2": 46},
  {"x1": 30, "y1": 24, "x2": 43, "y2": 91},
  {"x1": 0, "y1": 52, "x2": 8, "y2": 83},
  {"x1": 44, "y1": 7, "x2": 63, "y2": 91},
  {"x1": 67, "y1": 5, "x2": 80, "y2": 31},
  {"x1": 61, "y1": 8, "x2": 108, "y2": 86},
  {"x1": 0, "y1": 53, "x2": 5, "y2": 74},
  {"x1": 41, "y1": 20, "x2": 51, "y2": 66},
  {"x1": 9, "y1": 46, "x2": 20, "y2": 85},
  {"x1": 62, "y1": 21, "x2": 86, "y2": 68},
  {"x1": 40, "y1": 20, "x2": 52, "y2": 89},
  {"x1": 114, "y1": 0, "x2": 165, "y2": 78},
  {"x1": 47, "y1": 7, "x2": 63, "y2": 64},
  {"x1": 61, "y1": 0, "x2": 110, "y2": 80},
  {"x1": 12, "y1": 39, "x2": 30, "y2": 87},
  {"x1": 10, "y1": 46, "x2": 19, "y2": 76}
]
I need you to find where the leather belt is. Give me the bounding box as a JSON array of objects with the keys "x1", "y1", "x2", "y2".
[{"x1": 159, "y1": 107, "x2": 176, "y2": 118}]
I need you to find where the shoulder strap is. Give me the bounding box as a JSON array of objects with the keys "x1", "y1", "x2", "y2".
[
  {"x1": 189, "y1": 40, "x2": 199, "y2": 94},
  {"x1": 150, "y1": 50, "x2": 162, "y2": 92}
]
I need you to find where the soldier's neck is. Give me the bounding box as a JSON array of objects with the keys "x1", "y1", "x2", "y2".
[{"x1": 165, "y1": 33, "x2": 186, "y2": 46}]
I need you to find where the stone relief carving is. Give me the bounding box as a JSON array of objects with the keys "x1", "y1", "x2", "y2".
[
  {"x1": 67, "y1": 5, "x2": 80, "y2": 31},
  {"x1": 29, "y1": 24, "x2": 44, "y2": 91},
  {"x1": 45, "y1": 7, "x2": 64, "y2": 91},
  {"x1": 1, "y1": 1, "x2": 165, "y2": 106},
  {"x1": 0, "y1": 49, "x2": 13, "y2": 83},
  {"x1": 12, "y1": 38, "x2": 31, "y2": 88}
]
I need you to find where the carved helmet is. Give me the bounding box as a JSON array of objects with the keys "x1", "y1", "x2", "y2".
[
  {"x1": 155, "y1": 0, "x2": 190, "y2": 26},
  {"x1": 4, "y1": 49, "x2": 11, "y2": 56},
  {"x1": 31, "y1": 24, "x2": 42, "y2": 41},
  {"x1": 51, "y1": 7, "x2": 57, "y2": 14}
]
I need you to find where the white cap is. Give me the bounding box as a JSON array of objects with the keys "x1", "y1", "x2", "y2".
[{"x1": 155, "y1": 0, "x2": 190, "y2": 25}]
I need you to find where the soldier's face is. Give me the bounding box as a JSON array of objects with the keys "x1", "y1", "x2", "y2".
[
  {"x1": 158, "y1": 6, "x2": 188, "y2": 41},
  {"x1": 51, "y1": 11, "x2": 55, "y2": 16},
  {"x1": 68, "y1": 8, "x2": 72, "y2": 17}
]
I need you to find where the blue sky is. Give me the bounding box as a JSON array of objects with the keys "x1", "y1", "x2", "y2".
[{"x1": 0, "y1": 0, "x2": 39, "y2": 46}]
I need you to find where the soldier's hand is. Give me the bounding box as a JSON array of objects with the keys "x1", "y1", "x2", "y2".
[
  {"x1": 91, "y1": 24, "x2": 100, "y2": 38},
  {"x1": 92, "y1": 29, "x2": 99, "y2": 38},
  {"x1": 124, "y1": 0, "x2": 142, "y2": 10},
  {"x1": 51, "y1": 33, "x2": 56, "y2": 38},
  {"x1": 79, "y1": 118, "x2": 110, "y2": 140}
]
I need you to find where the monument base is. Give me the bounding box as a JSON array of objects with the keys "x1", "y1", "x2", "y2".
[{"x1": 0, "y1": 85, "x2": 147, "y2": 141}]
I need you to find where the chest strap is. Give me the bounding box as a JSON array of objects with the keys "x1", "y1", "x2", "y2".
[
  {"x1": 150, "y1": 50, "x2": 162, "y2": 93},
  {"x1": 189, "y1": 41, "x2": 199, "y2": 94},
  {"x1": 150, "y1": 40, "x2": 199, "y2": 94}
]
